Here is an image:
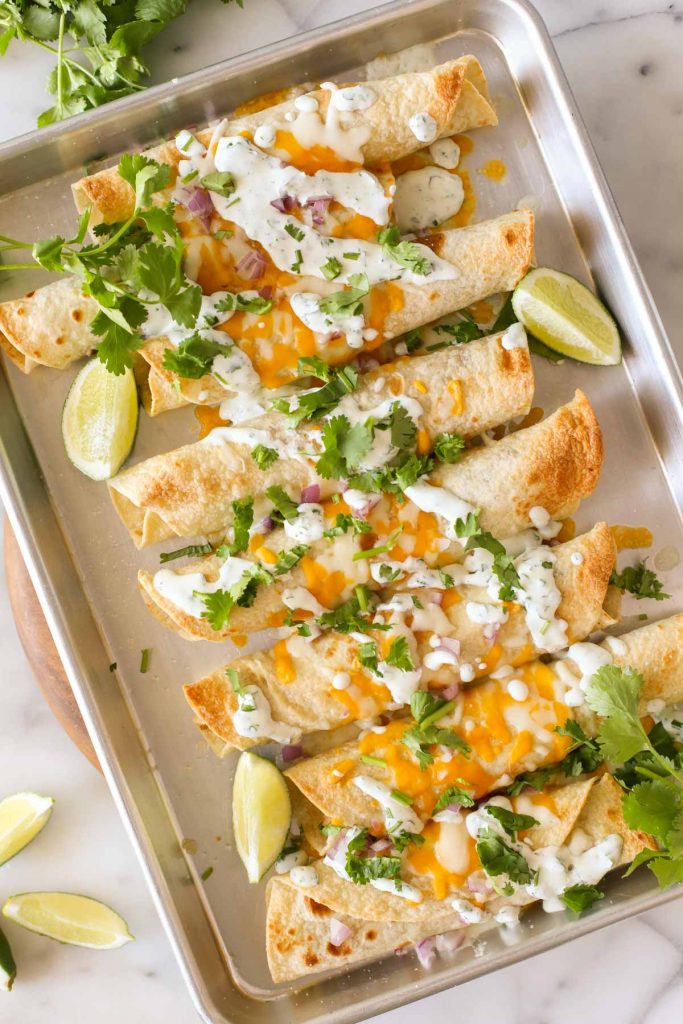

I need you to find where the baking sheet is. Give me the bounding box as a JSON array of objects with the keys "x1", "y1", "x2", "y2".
[{"x1": 1, "y1": 1, "x2": 682, "y2": 1021}]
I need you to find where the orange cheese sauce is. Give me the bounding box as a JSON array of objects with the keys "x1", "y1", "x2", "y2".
[
  {"x1": 611, "y1": 525, "x2": 653, "y2": 551},
  {"x1": 273, "y1": 639, "x2": 295, "y2": 684},
  {"x1": 194, "y1": 405, "x2": 226, "y2": 438},
  {"x1": 355, "y1": 663, "x2": 571, "y2": 821},
  {"x1": 478, "y1": 159, "x2": 507, "y2": 182},
  {"x1": 406, "y1": 788, "x2": 558, "y2": 898}
]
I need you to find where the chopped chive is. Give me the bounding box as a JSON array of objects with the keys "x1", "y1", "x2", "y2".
[
  {"x1": 419, "y1": 699, "x2": 456, "y2": 731},
  {"x1": 343, "y1": 251, "x2": 360, "y2": 260},
  {"x1": 160, "y1": 542, "x2": 213, "y2": 564},
  {"x1": 390, "y1": 788, "x2": 412, "y2": 805},
  {"x1": 360, "y1": 754, "x2": 386, "y2": 767},
  {"x1": 352, "y1": 526, "x2": 404, "y2": 562},
  {"x1": 108, "y1": 662, "x2": 117, "y2": 672},
  {"x1": 140, "y1": 648, "x2": 151, "y2": 673},
  {"x1": 181, "y1": 169, "x2": 199, "y2": 183},
  {"x1": 200, "y1": 866, "x2": 214, "y2": 881},
  {"x1": 355, "y1": 584, "x2": 369, "y2": 611}
]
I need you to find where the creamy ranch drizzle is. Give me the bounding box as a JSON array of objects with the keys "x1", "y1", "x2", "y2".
[
  {"x1": 353, "y1": 776, "x2": 424, "y2": 836},
  {"x1": 233, "y1": 684, "x2": 301, "y2": 743},
  {"x1": 408, "y1": 111, "x2": 438, "y2": 143},
  {"x1": 208, "y1": 137, "x2": 457, "y2": 287},
  {"x1": 153, "y1": 556, "x2": 253, "y2": 618},
  {"x1": 394, "y1": 166, "x2": 465, "y2": 233}
]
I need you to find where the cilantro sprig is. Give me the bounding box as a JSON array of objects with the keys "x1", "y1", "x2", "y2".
[
  {"x1": 401, "y1": 692, "x2": 470, "y2": 770},
  {"x1": 1, "y1": 154, "x2": 202, "y2": 374},
  {"x1": 377, "y1": 225, "x2": 430, "y2": 276},
  {"x1": 0, "y1": 2, "x2": 246, "y2": 126},
  {"x1": 463, "y1": 528, "x2": 520, "y2": 602},
  {"x1": 586, "y1": 665, "x2": 683, "y2": 887},
  {"x1": 610, "y1": 561, "x2": 670, "y2": 602},
  {"x1": 272, "y1": 357, "x2": 358, "y2": 425}
]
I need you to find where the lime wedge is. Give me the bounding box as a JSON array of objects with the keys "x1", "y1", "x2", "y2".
[
  {"x1": 0, "y1": 925, "x2": 16, "y2": 992},
  {"x1": 512, "y1": 267, "x2": 621, "y2": 365},
  {"x1": 0, "y1": 792, "x2": 54, "y2": 867},
  {"x1": 232, "y1": 752, "x2": 291, "y2": 883},
  {"x1": 2, "y1": 893, "x2": 133, "y2": 949},
  {"x1": 62, "y1": 358, "x2": 138, "y2": 480}
]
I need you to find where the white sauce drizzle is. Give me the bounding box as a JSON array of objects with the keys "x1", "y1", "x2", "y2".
[
  {"x1": 209, "y1": 137, "x2": 456, "y2": 286},
  {"x1": 284, "y1": 503, "x2": 325, "y2": 544},
  {"x1": 153, "y1": 556, "x2": 253, "y2": 618},
  {"x1": 394, "y1": 166, "x2": 464, "y2": 233},
  {"x1": 408, "y1": 111, "x2": 438, "y2": 143},
  {"x1": 233, "y1": 684, "x2": 301, "y2": 743},
  {"x1": 352, "y1": 776, "x2": 424, "y2": 836},
  {"x1": 429, "y1": 138, "x2": 461, "y2": 169}
]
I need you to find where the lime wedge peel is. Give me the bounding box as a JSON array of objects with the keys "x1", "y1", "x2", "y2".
[
  {"x1": 0, "y1": 792, "x2": 54, "y2": 867},
  {"x1": 233, "y1": 752, "x2": 291, "y2": 883},
  {"x1": 512, "y1": 267, "x2": 622, "y2": 366},
  {"x1": 0, "y1": 925, "x2": 16, "y2": 992},
  {"x1": 2, "y1": 893, "x2": 133, "y2": 950},
  {"x1": 62, "y1": 359, "x2": 139, "y2": 481}
]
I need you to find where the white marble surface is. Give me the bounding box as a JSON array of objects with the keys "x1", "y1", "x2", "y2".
[{"x1": 0, "y1": 0, "x2": 682, "y2": 1021}]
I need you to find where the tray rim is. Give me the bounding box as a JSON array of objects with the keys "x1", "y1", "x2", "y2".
[{"x1": 1, "y1": 1, "x2": 682, "y2": 1021}]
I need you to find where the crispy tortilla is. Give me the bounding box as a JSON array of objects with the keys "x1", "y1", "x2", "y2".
[
  {"x1": 72, "y1": 57, "x2": 496, "y2": 224},
  {"x1": 284, "y1": 613, "x2": 683, "y2": 827},
  {"x1": 182, "y1": 523, "x2": 616, "y2": 749},
  {"x1": 266, "y1": 775, "x2": 654, "y2": 982}
]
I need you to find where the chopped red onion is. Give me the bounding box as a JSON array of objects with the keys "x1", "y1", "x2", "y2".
[
  {"x1": 467, "y1": 871, "x2": 493, "y2": 896},
  {"x1": 328, "y1": 330, "x2": 343, "y2": 341},
  {"x1": 428, "y1": 591, "x2": 444, "y2": 606},
  {"x1": 483, "y1": 623, "x2": 500, "y2": 644},
  {"x1": 178, "y1": 186, "x2": 214, "y2": 230},
  {"x1": 236, "y1": 250, "x2": 267, "y2": 280},
  {"x1": 281, "y1": 744, "x2": 303, "y2": 763},
  {"x1": 329, "y1": 918, "x2": 352, "y2": 947},
  {"x1": 439, "y1": 637, "x2": 461, "y2": 658},
  {"x1": 394, "y1": 944, "x2": 411, "y2": 957},
  {"x1": 258, "y1": 286, "x2": 273, "y2": 300},
  {"x1": 446, "y1": 802, "x2": 463, "y2": 813},
  {"x1": 370, "y1": 837, "x2": 392, "y2": 853},
  {"x1": 414, "y1": 937, "x2": 436, "y2": 969},
  {"x1": 300, "y1": 484, "x2": 321, "y2": 504},
  {"x1": 257, "y1": 515, "x2": 275, "y2": 534},
  {"x1": 441, "y1": 683, "x2": 460, "y2": 700},
  {"x1": 305, "y1": 195, "x2": 332, "y2": 224},
  {"x1": 270, "y1": 195, "x2": 297, "y2": 213},
  {"x1": 434, "y1": 930, "x2": 465, "y2": 955}
]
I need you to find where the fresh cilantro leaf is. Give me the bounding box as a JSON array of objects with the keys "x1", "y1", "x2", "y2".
[
  {"x1": 465, "y1": 530, "x2": 520, "y2": 602},
  {"x1": 553, "y1": 721, "x2": 603, "y2": 776},
  {"x1": 215, "y1": 292, "x2": 273, "y2": 315},
  {"x1": 428, "y1": 317, "x2": 484, "y2": 349},
  {"x1": 610, "y1": 562, "x2": 670, "y2": 601},
  {"x1": 622, "y1": 780, "x2": 681, "y2": 846},
  {"x1": 402, "y1": 329, "x2": 423, "y2": 354},
  {"x1": 222, "y1": 498, "x2": 253, "y2": 556},
  {"x1": 491, "y1": 294, "x2": 517, "y2": 333},
  {"x1": 319, "y1": 823, "x2": 344, "y2": 837},
  {"x1": 319, "y1": 273, "x2": 369, "y2": 318},
  {"x1": 346, "y1": 853, "x2": 402, "y2": 885},
  {"x1": 316, "y1": 592, "x2": 381, "y2": 635},
  {"x1": 321, "y1": 257, "x2": 342, "y2": 280},
  {"x1": 377, "y1": 224, "x2": 430, "y2": 276},
  {"x1": 358, "y1": 641, "x2": 380, "y2": 675},
  {"x1": 392, "y1": 831, "x2": 425, "y2": 852},
  {"x1": 323, "y1": 513, "x2": 371, "y2": 539},
  {"x1": 389, "y1": 403, "x2": 417, "y2": 450},
  {"x1": 476, "y1": 829, "x2": 532, "y2": 884},
  {"x1": 485, "y1": 805, "x2": 539, "y2": 837},
  {"x1": 561, "y1": 884, "x2": 604, "y2": 914},
  {"x1": 195, "y1": 589, "x2": 235, "y2": 631},
  {"x1": 90, "y1": 308, "x2": 143, "y2": 375},
  {"x1": 266, "y1": 485, "x2": 299, "y2": 523},
  {"x1": 162, "y1": 333, "x2": 233, "y2": 378},
  {"x1": 433, "y1": 432, "x2": 465, "y2": 464},
  {"x1": 585, "y1": 665, "x2": 647, "y2": 763},
  {"x1": 650, "y1": 855, "x2": 683, "y2": 887},
  {"x1": 274, "y1": 544, "x2": 309, "y2": 575},
  {"x1": 385, "y1": 636, "x2": 414, "y2": 672},
  {"x1": 273, "y1": 364, "x2": 357, "y2": 425},
  {"x1": 118, "y1": 154, "x2": 171, "y2": 207},
  {"x1": 433, "y1": 785, "x2": 475, "y2": 814},
  {"x1": 454, "y1": 510, "x2": 481, "y2": 538},
  {"x1": 200, "y1": 171, "x2": 235, "y2": 197},
  {"x1": 252, "y1": 445, "x2": 279, "y2": 470},
  {"x1": 159, "y1": 542, "x2": 212, "y2": 564},
  {"x1": 316, "y1": 415, "x2": 373, "y2": 479},
  {"x1": 410, "y1": 691, "x2": 452, "y2": 727}
]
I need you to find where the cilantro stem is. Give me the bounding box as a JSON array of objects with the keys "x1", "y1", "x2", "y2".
[{"x1": 56, "y1": 13, "x2": 66, "y2": 121}]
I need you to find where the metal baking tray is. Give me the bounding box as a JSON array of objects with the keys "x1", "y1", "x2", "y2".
[{"x1": 1, "y1": 0, "x2": 682, "y2": 1020}]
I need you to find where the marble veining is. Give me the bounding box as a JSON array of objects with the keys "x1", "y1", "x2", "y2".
[{"x1": 0, "y1": 1, "x2": 682, "y2": 1021}]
